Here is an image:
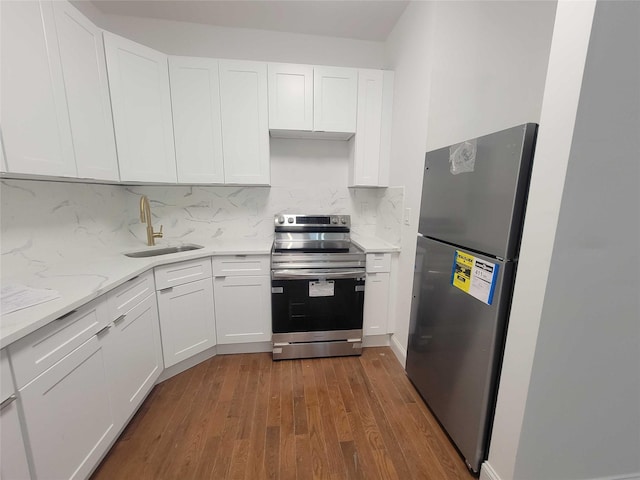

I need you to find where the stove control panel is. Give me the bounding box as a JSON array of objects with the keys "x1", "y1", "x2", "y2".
[{"x1": 274, "y1": 214, "x2": 350, "y2": 229}]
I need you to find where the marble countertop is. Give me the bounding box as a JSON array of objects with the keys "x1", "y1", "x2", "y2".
[
  {"x1": 352, "y1": 235, "x2": 401, "y2": 253},
  {"x1": 0, "y1": 238, "x2": 273, "y2": 348},
  {"x1": 1, "y1": 234, "x2": 400, "y2": 348}
]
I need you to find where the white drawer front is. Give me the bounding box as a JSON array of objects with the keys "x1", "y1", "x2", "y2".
[
  {"x1": 366, "y1": 253, "x2": 391, "y2": 273},
  {"x1": 107, "y1": 270, "x2": 155, "y2": 320},
  {"x1": 8, "y1": 298, "x2": 108, "y2": 389},
  {"x1": 154, "y1": 258, "x2": 212, "y2": 290},
  {"x1": 212, "y1": 255, "x2": 270, "y2": 277}
]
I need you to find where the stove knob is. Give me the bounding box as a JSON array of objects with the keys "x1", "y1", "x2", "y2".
[
  {"x1": 287, "y1": 217, "x2": 294, "y2": 224},
  {"x1": 331, "y1": 217, "x2": 338, "y2": 224},
  {"x1": 277, "y1": 216, "x2": 285, "y2": 224},
  {"x1": 341, "y1": 217, "x2": 347, "y2": 225}
]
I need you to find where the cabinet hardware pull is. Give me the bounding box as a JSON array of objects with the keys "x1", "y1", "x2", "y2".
[
  {"x1": 114, "y1": 314, "x2": 126, "y2": 325},
  {"x1": 96, "y1": 325, "x2": 112, "y2": 336},
  {"x1": 56, "y1": 309, "x2": 77, "y2": 321},
  {"x1": 159, "y1": 287, "x2": 173, "y2": 293},
  {"x1": 0, "y1": 394, "x2": 17, "y2": 411},
  {"x1": 235, "y1": 254, "x2": 247, "y2": 258}
]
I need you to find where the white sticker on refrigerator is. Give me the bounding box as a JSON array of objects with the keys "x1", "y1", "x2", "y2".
[
  {"x1": 451, "y1": 250, "x2": 499, "y2": 305},
  {"x1": 309, "y1": 280, "x2": 335, "y2": 297}
]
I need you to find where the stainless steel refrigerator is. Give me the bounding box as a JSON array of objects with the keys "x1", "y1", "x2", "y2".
[{"x1": 406, "y1": 123, "x2": 538, "y2": 474}]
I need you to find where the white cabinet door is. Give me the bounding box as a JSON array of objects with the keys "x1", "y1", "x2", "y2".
[
  {"x1": 350, "y1": 70, "x2": 394, "y2": 187},
  {"x1": 104, "y1": 32, "x2": 177, "y2": 183},
  {"x1": 157, "y1": 278, "x2": 216, "y2": 367},
  {"x1": 1, "y1": 395, "x2": 32, "y2": 480},
  {"x1": 219, "y1": 60, "x2": 270, "y2": 185},
  {"x1": 52, "y1": 1, "x2": 119, "y2": 181},
  {"x1": 214, "y1": 275, "x2": 271, "y2": 344},
  {"x1": 268, "y1": 63, "x2": 314, "y2": 131},
  {"x1": 1, "y1": 349, "x2": 31, "y2": 480},
  {"x1": 313, "y1": 66, "x2": 357, "y2": 133},
  {"x1": 363, "y1": 272, "x2": 390, "y2": 336},
  {"x1": 169, "y1": 56, "x2": 224, "y2": 184},
  {"x1": 0, "y1": 0, "x2": 76, "y2": 177},
  {"x1": 20, "y1": 333, "x2": 116, "y2": 480},
  {"x1": 106, "y1": 293, "x2": 162, "y2": 425}
]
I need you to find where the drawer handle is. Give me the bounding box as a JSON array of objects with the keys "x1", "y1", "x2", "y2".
[
  {"x1": 235, "y1": 254, "x2": 247, "y2": 258},
  {"x1": 96, "y1": 325, "x2": 112, "y2": 336},
  {"x1": 56, "y1": 309, "x2": 77, "y2": 321},
  {"x1": 0, "y1": 394, "x2": 17, "y2": 411},
  {"x1": 113, "y1": 314, "x2": 126, "y2": 325},
  {"x1": 159, "y1": 287, "x2": 173, "y2": 293}
]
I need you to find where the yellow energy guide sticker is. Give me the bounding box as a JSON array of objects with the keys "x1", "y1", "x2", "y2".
[
  {"x1": 452, "y1": 250, "x2": 474, "y2": 292},
  {"x1": 451, "y1": 250, "x2": 499, "y2": 305}
]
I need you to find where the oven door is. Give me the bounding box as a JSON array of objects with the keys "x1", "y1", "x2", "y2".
[{"x1": 271, "y1": 269, "x2": 365, "y2": 334}]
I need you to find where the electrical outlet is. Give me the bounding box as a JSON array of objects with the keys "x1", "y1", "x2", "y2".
[{"x1": 404, "y1": 208, "x2": 411, "y2": 226}]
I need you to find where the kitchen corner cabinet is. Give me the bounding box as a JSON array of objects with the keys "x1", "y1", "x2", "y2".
[
  {"x1": 212, "y1": 255, "x2": 271, "y2": 344},
  {"x1": 169, "y1": 56, "x2": 225, "y2": 184},
  {"x1": 51, "y1": 1, "x2": 119, "y2": 181},
  {"x1": 105, "y1": 272, "x2": 162, "y2": 425},
  {"x1": 1, "y1": 0, "x2": 119, "y2": 181},
  {"x1": 155, "y1": 259, "x2": 216, "y2": 367},
  {"x1": 11, "y1": 299, "x2": 116, "y2": 480},
  {"x1": 1, "y1": 349, "x2": 31, "y2": 480},
  {"x1": 104, "y1": 32, "x2": 177, "y2": 183},
  {"x1": 363, "y1": 253, "x2": 392, "y2": 336},
  {"x1": 219, "y1": 60, "x2": 270, "y2": 185},
  {"x1": 349, "y1": 70, "x2": 394, "y2": 187}
]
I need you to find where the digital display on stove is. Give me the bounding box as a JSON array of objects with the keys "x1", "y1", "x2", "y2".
[{"x1": 296, "y1": 216, "x2": 331, "y2": 224}]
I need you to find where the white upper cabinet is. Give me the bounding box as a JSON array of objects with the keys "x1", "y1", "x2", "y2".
[
  {"x1": 268, "y1": 63, "x2": 314, "y2": 131},
  {"x1": 104, "y1": 32, "x2": 177, "y2": 183},
  {"x1": 314, "y1": 66, "x2": 358, "y2": 134},
  {"x1": 1, "y1": 1, "x2": 76, "y2": 177},
  {"x1": 169, "y1": 56, "x2": 225, "y2": 184},
  {"x1": 219, "y1": 60, "x2": 270, "y2": 185},
  {"x1": 349, "y1": 70, "x2": 394, "y2": 187},
  {"x1": 52, "y1": 1, "x2": 119, "y2": 181}
]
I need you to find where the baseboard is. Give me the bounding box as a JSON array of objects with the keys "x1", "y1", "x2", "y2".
[
  {"x1": 362, "y1": 334, "x2": 391, "y2": 347},
  {"x1": 479, "y1": 461, "x2": 640, "y2": 480},
  {"x1": 480, "y1": 462, "x2": 501, "y2": 480},
  {"x1": 216, "y1": 341, "x2": 272, "y2": 355},
  {"x1": 389, "y1": 334, "x2": 407, "y2": 367},
  {"x1": 157, "y1": 346, "x2": 218, "y2": 383}
]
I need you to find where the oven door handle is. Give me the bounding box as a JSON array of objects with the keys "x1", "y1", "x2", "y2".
[{"x1": 271, "y1": 269, "x2": 365, "y2": 280}]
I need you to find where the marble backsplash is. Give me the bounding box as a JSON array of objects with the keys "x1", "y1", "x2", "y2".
[{"x1": 1, "y1": 179, "x2": 402, "y2": 276}]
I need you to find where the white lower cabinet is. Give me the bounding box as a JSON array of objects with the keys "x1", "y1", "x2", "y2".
[
  {"x1": 19, "y1": 333, "x2": 116, "y2": 480},
  {"x1": 363, "y1": 253, "x2": 393, "y2": 336},
  {"x1": 1, "y1": 349, "x2": 31, "y2": 480},
  {"x1": 214, "y1": 274, "x2": 271, "y2": 344},
  {"x1": 105, "y1": 292, "x2": 163, "y2": 425},
  {"x1": 156, "y1": 278, "x2": 216, "y2": 367},
  {"x1": 363, "y1": 272, "x2": 391, "y2": 336}
]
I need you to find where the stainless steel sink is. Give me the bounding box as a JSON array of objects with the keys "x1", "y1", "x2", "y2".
[{"x1": 124, "y1": 244, "x2": 204, "y2": 258}]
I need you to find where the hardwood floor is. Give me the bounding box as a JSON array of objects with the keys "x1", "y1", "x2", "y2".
[{"x1": 91, "y1": 348, "x2": 475, "y2": 480}]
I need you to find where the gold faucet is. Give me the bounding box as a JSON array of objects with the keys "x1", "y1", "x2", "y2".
[{"x1": 139, "y1": 195, "x2": 163, "y2": 246}]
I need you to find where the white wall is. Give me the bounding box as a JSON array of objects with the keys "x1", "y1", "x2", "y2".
[
  {"x1": 512, "y1": 1, "x2": 640, "y2": 478},
  {"x1": 483, "y1": 3, "x2": 598, "y2": 479},
  {"x1": 384, "y1": 0, "x2": 556, "y2": 363}
]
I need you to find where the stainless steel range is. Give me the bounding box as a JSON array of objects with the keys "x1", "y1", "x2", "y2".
[{"x1": 271, "y1": 214, "x2": 366, "y2": 360}]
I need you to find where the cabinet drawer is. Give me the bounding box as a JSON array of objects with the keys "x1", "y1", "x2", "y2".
[
  {"x1": 8, "y1": 298, "x2": 108, "y2": 389},
  {"x1": 107, "y1": 270, "x2": 155, "y2": 320},
  {"x1": 212, "y1": 255, "x2": 270, "y2": 277},
  {"x1": 366, "y1": 253, "x2": 391, "y2": 273},
  {"x1": 154, "y1": 258, "x2": 212, "y2": 290}
]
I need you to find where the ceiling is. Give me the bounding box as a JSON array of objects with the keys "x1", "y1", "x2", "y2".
[{"x1": 88, "y1": 0, "x2": 410, "y2": 42}]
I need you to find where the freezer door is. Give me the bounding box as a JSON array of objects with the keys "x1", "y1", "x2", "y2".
[
  {"x1": 419, "y1": 123, "x2": 537, "y2": 259},
  {"x1": 406, "y1": 236, "x2": 514, "y2": 473}
]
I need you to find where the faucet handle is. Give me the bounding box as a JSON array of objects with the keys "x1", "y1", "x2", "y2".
[{"x1": 154, "y1": 225, "x2": 163, "y2": 239}]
